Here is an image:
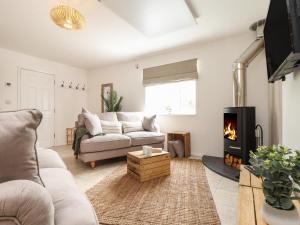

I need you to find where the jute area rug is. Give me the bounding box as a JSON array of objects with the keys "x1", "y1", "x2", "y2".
[{"x1": 86, "y1": 159, "x2": 220, "y2": 225}]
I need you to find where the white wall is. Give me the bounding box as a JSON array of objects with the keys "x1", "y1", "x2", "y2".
[
  {"x1": 0, "y1": 48, "x2": 88, "y2": 146},
  {"x1": 282, "y1": 69, "x2": 300, "y2": 149},
  {"x1": 88, "y1": 32, "x2": 270, "y2": 157}
]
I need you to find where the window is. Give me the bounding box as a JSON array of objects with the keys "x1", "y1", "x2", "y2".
[{"x1": 145, "y1": 80, "x2": 197, "y2": 115}]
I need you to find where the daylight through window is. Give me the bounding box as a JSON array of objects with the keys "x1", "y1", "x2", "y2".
[{"x1": 145, "y1": 80, "x2": 196, "y2": 115}]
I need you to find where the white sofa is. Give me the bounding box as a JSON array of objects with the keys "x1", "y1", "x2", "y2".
[{"x1": 77, "y1": 112, "x2": 165, "y2": 167}]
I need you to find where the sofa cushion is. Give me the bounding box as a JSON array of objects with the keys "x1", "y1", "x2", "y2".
[
  {"x1": 40, "y1": 168, "x2": 98, "y2": 225},
  {"x1": 125, "y1": 131, "x2": 165, "y2": 146},
  {"x1": 98, "y1": 112, "x2": 118, "y2": 122},
  {"x1": 0, "y1": 180, "x2": 54, "y2": 225},
  {"x1": 77, "y1": 107, "x2": 90, "y2": 126},
  {"x1": 117, "y1": 112, "x2": 143, "y2": 122},
  {"x1": 101, "y1": 120, "x2": 122, "y2": 134},
  {"x1": 80, "y1": 134, "x2": 131, "y2": 153},
  {"x1": 37, "y1": 148, "x2": 67, "y2": 169},
  {"x1": 83, "y1": 112, "x2": 102, "y2": 135},
  {"x1": 142, "y1": 115, "x2": 157, "y2": 131},
  {"x1": 122, "y1": 121, "x2": 144, "y2": 133},
  {"x1": 0, "y1": 109, "x2": 43, "y2": 185}
]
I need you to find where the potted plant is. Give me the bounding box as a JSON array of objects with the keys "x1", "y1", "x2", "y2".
[
  {"x1": 101, "y1": 90, "x2": 123, "y2": 112},
  {"x1": 292, "y1": 151, "x2": 300, "y2": 198},
  {"x1": 249, "y1": 146, "x2": 300, "y2": 225}
]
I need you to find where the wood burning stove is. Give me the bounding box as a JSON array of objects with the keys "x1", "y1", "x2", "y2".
[
  {"x1": 202, "y1": 21, "x2": 263, "y2": 181},
  {"x1": 224, "y1": 107, "x2": 256, "y2": 169}
]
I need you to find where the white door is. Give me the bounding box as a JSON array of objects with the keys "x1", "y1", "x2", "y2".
[{"x1": 19, "y1": 69, "x2": 55, "y2": 148}]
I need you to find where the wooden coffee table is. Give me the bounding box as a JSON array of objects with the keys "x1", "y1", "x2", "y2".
[{"x1": 127, "y1": 150, "x2": 170, "y2": 182}]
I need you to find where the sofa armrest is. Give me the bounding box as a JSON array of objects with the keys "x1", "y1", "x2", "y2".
[
  {"x1": 0, "y1": 180, "x2": 54, "y2": 225},
  {"x1": 81, "y1": 134, "x2": 90, "y2": 141}
]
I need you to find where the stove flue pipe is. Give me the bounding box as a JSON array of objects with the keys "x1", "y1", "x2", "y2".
[{"x1": 233, "y1": 37, "x2": 264, "y2": 107}]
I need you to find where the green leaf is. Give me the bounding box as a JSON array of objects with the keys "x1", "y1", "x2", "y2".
[{"x1": 101, "y1": 90, "x2": 123, "y2": 112}]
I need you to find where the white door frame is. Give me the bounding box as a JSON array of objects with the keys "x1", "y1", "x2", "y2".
[{"x1": 17, "y1": 67, "x2": 56, "y2": 146}]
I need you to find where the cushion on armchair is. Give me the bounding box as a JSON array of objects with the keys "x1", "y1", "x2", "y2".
[
  {"x1": 0, "y1": 110, "x2": 43, "y2": 185},
  {"x1": 37, "y1": 148, "x2": 67, "y2": 169}
]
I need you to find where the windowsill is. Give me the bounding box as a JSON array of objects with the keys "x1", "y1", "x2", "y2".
[{"x1": 156, "y1": 113, "x2": 197, "y2": 116}]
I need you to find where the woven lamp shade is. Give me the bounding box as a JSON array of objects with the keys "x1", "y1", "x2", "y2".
[{"x1": 50, "y1": 5, "x2": 85, "y2": 30}]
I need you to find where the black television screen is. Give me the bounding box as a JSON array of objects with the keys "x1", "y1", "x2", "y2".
[{"x1": 264, "y1": 0, "x2": 292, "y2": 80}]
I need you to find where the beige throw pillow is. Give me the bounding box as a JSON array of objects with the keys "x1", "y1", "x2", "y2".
[
  {"x1": 101, "y1": 120, "x2": 122, "y2": 134},
  {"x1": 83, "y1": 112, "x2": 102, "y2": 136},
  {"x1": 142, "y1": 115, "x2": 157, "y2": 131},
  {"x1": 0, "y1": 110, "x2": 44, "y2": 185},
  {"x1": 78, "y1": 107, "x2": 91, "y2": 126},
  {"x1": 122, "y1": 121, "x2": 144, "y2": 133}
]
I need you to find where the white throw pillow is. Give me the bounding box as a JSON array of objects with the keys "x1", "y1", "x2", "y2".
[
  {"x1": 83, "y1": 113, "x2": 102, "y2": 135},
  {"x1": 101, "y1": 120, "x2": 122, "y2": 134},
  {"x1": 122, "y1": 121, "x2": 144, "y2": 133}
]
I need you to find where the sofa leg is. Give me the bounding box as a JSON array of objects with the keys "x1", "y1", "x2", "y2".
[
  {"x1": 90, "y1": 161, "x2": 96, "y2": 169},
  {"x1": 74, "y1": 154, "x2": 78, "y2": 160}
]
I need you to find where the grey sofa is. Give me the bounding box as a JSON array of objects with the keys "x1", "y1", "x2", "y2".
[
  {"x1": 0, "y1": 148, "x2": 98, "y2": 225},
  {"x1": 78, "y1": 112, "x2": 165, "y2": 168}
]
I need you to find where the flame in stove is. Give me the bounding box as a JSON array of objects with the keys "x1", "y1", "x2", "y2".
[{"x1": 224, "y1": 123, "x2": 237, "y2": 141}]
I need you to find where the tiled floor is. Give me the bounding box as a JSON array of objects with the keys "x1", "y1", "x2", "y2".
[{"x1": 53, "y1": 145, "x2": 238, "y2": 225}]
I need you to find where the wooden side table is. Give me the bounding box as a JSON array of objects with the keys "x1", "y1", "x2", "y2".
[
  {"x1": 167, "y1": 131, "x2": 191, "y2": 157},
  {"x1": 66, "y1": 128, "x2": 75, "y2": 145}
]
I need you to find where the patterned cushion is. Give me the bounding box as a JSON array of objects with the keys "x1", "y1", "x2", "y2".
[
  {"x1": 101, "y1": 120, "x2": 122, "y2": 134},
  {"x1": 122, "y1": 121, "x2": 144, "y2": 133}
]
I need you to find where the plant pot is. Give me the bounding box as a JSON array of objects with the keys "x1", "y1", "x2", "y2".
[{"x1": 261, "y1": 201, "x2": 299, "y2": 225}]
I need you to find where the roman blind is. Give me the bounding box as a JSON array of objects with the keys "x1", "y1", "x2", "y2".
[{"x1": 143, "y1": 58, "x2": 198, "y2": 86}]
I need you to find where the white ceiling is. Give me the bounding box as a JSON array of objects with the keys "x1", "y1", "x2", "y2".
[{"x1": 0, "y1": 0, "x2": 270, "y2": 69}]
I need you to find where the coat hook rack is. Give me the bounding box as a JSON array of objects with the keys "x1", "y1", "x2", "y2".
[
  {"x1": 5, "y1": 82, "x2": 12, "y2": 87},
  {"x1": 82, "y1": 84, "x2": 86, "y2": 91},
  {"x1": 76, "y1": 83, "x2": 80, "y2": 90},
  {"x1": 61, "y1": 81, "x2": 65, "y2": 88},
  {"x1": 69, "y1": 82, "x2": 73, "y2": 89}
]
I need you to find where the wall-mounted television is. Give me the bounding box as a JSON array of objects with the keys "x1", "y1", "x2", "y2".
[{"x1": 264, "y1": 0, "x2": 300, "y2": 82}]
